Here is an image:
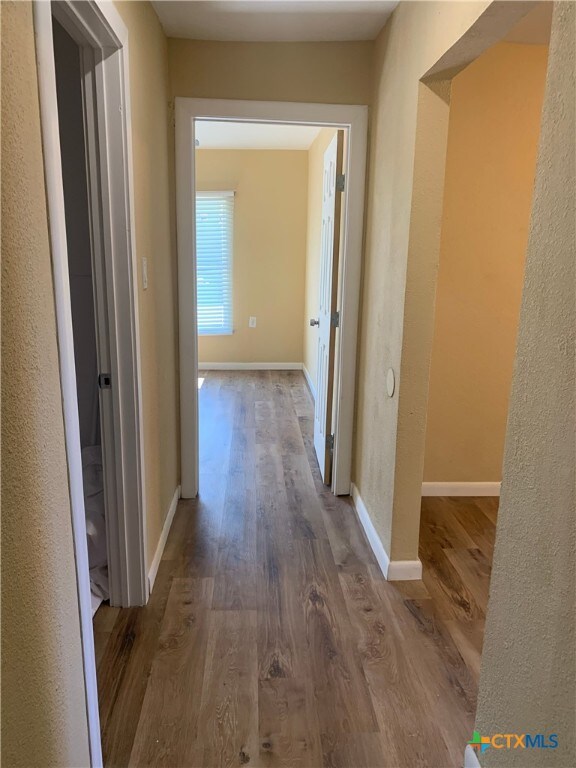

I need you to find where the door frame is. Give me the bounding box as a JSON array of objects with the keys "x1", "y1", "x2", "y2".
[
  {"x1": 176, "y1": 98, "x2": 368, "y2": 497},
  {"x1": 34, "y1": 0, "x2": 147, "y2": 762}
]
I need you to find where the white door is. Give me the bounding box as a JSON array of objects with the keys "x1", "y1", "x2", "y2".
[{"x1": 312, "y1": 131, "x2": 344, "y2": 484}]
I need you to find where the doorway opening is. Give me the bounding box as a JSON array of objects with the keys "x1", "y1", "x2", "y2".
[
  {"x1": 176, "y1": 98, "x2": 368, "y2": 500},
  {"x1": 194, "y1": 120, "x2": 346, "y2": 487},
  {"x1": 52, "y1": 17, "x2": 109, "y2": 615},
  {"x1": 408, "y1": 2, "x2": 552, "y2": 747},
  {"x1": 47, "y1": 3, "x2": 148, "y2": 611},
  {"x1": 35, "y1": 0, "x2": 149, "y2": 762}
]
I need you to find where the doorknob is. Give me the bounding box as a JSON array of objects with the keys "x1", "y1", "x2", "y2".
[{"x1": 309, "y1": 318, "x2": 319, "y2": 327}]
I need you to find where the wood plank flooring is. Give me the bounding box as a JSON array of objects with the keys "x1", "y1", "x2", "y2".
[{"x1": 94, "y1": 371, "x2": 497, "y2": 768}]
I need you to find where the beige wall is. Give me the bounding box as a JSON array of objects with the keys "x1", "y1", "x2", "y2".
[
  {"x1": 2, "y1": 1, "x2": 573, "y2": 764},
  {"x1": 169, "y1": 39, "x2": 373, "y2": 105},
  {"x1": 167, "y1": 31, "x2": 372, "y2": 381},
  {"x1": 167, "y1": 3, "x2": 542, "y2": 565},
  {"x1": 424, "y1": 42, "x2": 548, "y2": 482},
  {"x1": 115, "y1": 1, "x2": 180, "y2": 565},
  {"x1": 354, "y1": 0, "x2": 498, "y2": 560},
  {"x1": 303, "y1": 128, "x2": 338, "y2": 386},
  {"x1": 195, "y1": 149, "x2": 308, "y2": 364},
  {"x1": 1, "y1": 2, "x2": 91, "y2": 764},
  {"x1": 475, "y1": 3, "x2": 575, "y2": 764}
]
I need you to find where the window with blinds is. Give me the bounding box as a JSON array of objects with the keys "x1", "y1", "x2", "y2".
[{"x1": 196, "y1": 191, "x2": 234, "y2": 335}]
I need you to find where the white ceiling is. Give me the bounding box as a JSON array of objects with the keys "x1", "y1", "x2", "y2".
[
  {"x1": 195, "y1": 120, "x2": 322, "y2": 149},
  {"x1": 152, "y1": 1, "x2": 398, "y2": 42}
]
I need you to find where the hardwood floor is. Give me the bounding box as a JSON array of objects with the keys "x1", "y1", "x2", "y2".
[{"x1": 94, "y1": 371, "x2": 498, "y2": 768}]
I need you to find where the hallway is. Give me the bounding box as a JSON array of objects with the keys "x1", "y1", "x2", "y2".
[{"x1": 95, "y1": 371, "x2": 496, "y2": 767}]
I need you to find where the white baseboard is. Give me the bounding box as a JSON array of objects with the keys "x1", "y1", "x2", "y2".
[
  {"x1": 387, "y1": 559, "x2": 423, "y2": 580},
  {"x1": 464, "y1": 745, "x2": 482, "y2": 767},
  {"x1": 148, "y1": 485, "x2": 181, "y2": 593},
  {"x1": 198, "y1": 361, "x2": 303, "y2": 371},
  {"x1": 351, "y1": 483, "x2": 422, "y2": 581},
  {"x1": 422, "y1": 482, "x2": 501, "y2": 497},
  {"x1": 302, "y1": 364, "x2": 316, "y2": 400}
]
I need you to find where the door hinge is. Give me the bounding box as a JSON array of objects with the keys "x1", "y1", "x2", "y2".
[
  {"x1": 326, "y1": 434, "x2": 335, "y2": 452},
  {"x1": 330, "y1": 311, "x2": 340, "y2": 328},
  {"x1": 98, "y1": 373, "x2": 112, "y2": 389},
  {"x1": 336, "y1": 173, "x2": 345, "y2": 192}
]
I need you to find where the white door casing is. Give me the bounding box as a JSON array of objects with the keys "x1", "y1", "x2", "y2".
[
  {"x1": 175, "y1": 98, "x2": 368, "y2": 497},
  {"x1": 313, "y1": 131, "x2": 344, "y2": 483},
  {"x1": 34, "y1": 0, "x2": 148, "y2": 761}
]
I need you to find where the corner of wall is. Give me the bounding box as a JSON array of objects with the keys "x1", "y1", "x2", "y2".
[{"x1": 473, "y1": 5, "x2": 575, "y2": 763}]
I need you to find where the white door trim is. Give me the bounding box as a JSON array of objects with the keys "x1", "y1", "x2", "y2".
[
  {"x1": 34, "y1": 0, "x2": 147, "y2": 763},
  {"x1": 176, "y1": 98, "x2": 368, "y2": 497}
]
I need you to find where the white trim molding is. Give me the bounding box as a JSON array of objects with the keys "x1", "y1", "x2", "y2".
[
  {"x1": 422, "y1": 482, "x2": 501, "y2": 497},
  {"x1": 198, "y1": 362, "x2": 302, "y2": 371},
  {"x1": 351, "y1": 484, "x2": 423, "y2": 581},
  {"x1": 387, "y1": 559, "x2": 423, "y2": 581},
  {"x1": 43, "y1": 0, "x2": 148, "y2": 610},
  {"x1": 176, "y1": 97, "x2": 368, "y2": 499},
  {"x1": 34, "y1": 0, "x2": 148, "y2": 764},
  {"x1": 464, "y1": 745, "x2": 482, "y2": 767},
  {"x1": 148, "y1": 486, "x2": 181, "y2": 593},
  {"x1": 302, "y1": 364, "x2": 316, "y2": 400}
]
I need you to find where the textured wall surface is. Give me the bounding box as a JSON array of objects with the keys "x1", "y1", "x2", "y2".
[
  {"x1": 424, "y1": 42, "x2": 548, "y2": 483},
  {"x1": 167, "y1": 3, "x2": 538, "y2": 563},
  {"x1": 302, "y1": 128, "x2": 338, "y2": 386},
  {"x1": 390, "y1": 76, "x2": 452, "y2": 557},
  {"x1": 1, "y1": 2, "x2": 91, "y2": 765},
  {"x1": 115, "y1": 1, "x2": 180, "y2": 565},
  {"x1": 353, "y1": 0, "x2": 492, "y2": 559},
  {"x1": 168, "y1": 39, "x2": 374, "y2": 105},
  {"x1": 195, "y1": 149, "x2": 308, "y2": 364},
  {"x1": 475, "y1": 3, "x2": 575, "y2": 765}
]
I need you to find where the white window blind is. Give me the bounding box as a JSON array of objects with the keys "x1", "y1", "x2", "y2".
[{"x1": 196, "y1": 191, "x2": 234, "y2": 335}]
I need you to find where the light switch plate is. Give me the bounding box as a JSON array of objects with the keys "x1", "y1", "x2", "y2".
[{"x1": 249, "y1": 316, "x2": 257, "y2": 328}]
